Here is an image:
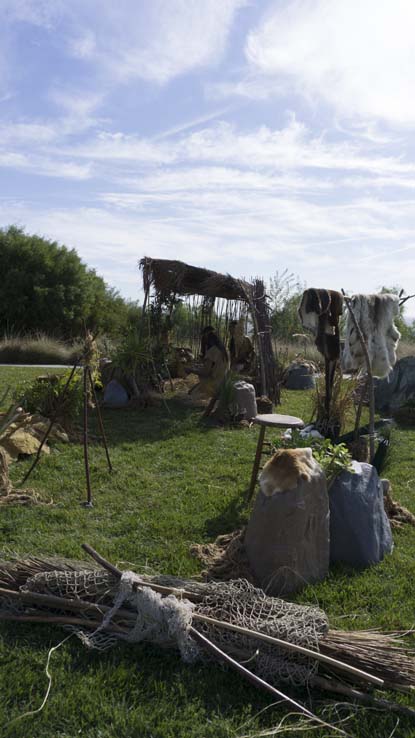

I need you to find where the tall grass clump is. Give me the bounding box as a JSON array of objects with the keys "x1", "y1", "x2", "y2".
[{"x1": 0, "y1": 333, "x2": 82, "y2": 365}]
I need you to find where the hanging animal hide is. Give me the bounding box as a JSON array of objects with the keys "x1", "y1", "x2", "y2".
[
  {"x1": 343, "y1": 293, "x2": 401, "y2": 378},
  {"x1": 298, "y1": 288, "x2": 343, "y2": 361}
]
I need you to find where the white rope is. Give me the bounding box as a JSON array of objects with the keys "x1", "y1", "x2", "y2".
[{"x1": 5, "y1": 633, "x2": 74, "y2": 731}]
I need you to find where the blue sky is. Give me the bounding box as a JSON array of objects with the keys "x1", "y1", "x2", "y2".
[{"x1": 1, "y1": 0, "x2": 415, "y2": 313}]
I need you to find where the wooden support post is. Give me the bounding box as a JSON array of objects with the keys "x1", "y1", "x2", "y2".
[
  {"x1": 20, "y1": 361, "x2": 79, "y2": 485},
  {"x1": 87, "y1": 367, "x2": 112, "y2": 473},
  {"x1": 342, "y1": 290, "x2": 375, "y2": 460},
  {"x1": 82, "y1": 365, "x2": 93, "y2": 507},
  {"x1": 246, "y1": 424, "x2": 266, "y2": 502}
]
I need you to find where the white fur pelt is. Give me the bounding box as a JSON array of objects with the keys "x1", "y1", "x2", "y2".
[{"x1": 343, "y1": 293, "x2": 401, "y2": 378}]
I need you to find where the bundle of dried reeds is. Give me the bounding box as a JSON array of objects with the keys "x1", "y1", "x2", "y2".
[{"x1": 1, "y1": 545, "x2": 415, "y2": 733}]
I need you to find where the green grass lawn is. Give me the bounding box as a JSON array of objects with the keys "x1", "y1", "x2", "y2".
[{"x1": 1, "y1": 367, "x2": 415, "y2": 737}]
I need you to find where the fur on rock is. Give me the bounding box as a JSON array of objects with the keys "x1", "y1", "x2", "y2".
[
  {"x1": 259, "y1": 448, "x2": 319, "y2": 495},
  {"x1": 343, "y1": 293, "x2": 401, "y2": 378}
]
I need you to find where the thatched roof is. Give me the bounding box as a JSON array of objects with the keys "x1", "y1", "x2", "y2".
[{"x1": 140, "y1": 257, "x2": 250, "y2": 302}]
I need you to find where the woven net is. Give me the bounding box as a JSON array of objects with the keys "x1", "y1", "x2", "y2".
[
  {"x1": 23, "y1": 569, "x2": 118, "y2": 601},
  {"x1": 17, "y1": 568, "x2": 329, "y2": 687}
]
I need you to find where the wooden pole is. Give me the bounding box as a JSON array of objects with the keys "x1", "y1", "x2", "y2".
[
  {"x1": 342, "y1": 290, "x2": 375, "y2": 460},
  {"x1": 187, "y1": 629, "x2": 350, "y2": 736},
  {"x1": 82, "y1": 365, "x2": 93, "y2": 507},
  {"x1": 87, "y1": 367, "x2": 113, "y2": 473},
  {"x1": 20, "y1": 362, "x2": 79, "y2": 485}
]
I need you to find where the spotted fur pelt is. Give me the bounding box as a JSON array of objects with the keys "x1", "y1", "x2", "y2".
[{"x1": 343, "y1": 293, "x2": 401, "y2": 378}]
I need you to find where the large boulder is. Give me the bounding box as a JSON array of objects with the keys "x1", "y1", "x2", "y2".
[
  {"x1": 103, "y1": 379, "x2": 129, "y2": 407},
  {"x1": 284, "y1": 361, "x2": 316, "y2": 390},
  {"x1": 244, "y1": 451, "x2": 329, "y2": 595},
  {"x1": 375, "y1": 356, "x2": 415, "y2": 412},
  {"x1": 329, "y1": 461, "x2": 393, "y2": 568},
  {"x1": 0, "y1": 429, "x2": 50, "y2": 464}
]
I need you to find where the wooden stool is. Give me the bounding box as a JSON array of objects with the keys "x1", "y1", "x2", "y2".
[{"x1": 246, "y1": 414, "x2": 304, "y2": 502}]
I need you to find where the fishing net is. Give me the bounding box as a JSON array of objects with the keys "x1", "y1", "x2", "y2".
[
  {"x1": 23, "y1": 569, "x2": 118, "y2": 601},
  {"x1": 20, "y1": 569, "x2": 328, "y2": 686}
]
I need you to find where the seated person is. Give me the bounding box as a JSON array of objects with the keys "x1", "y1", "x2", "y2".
[
  {"x1": 187, "y1": 326, "x2": 230, "y2": 398},
  {"x1": 229, "y1": 318, "x2": 255, "y2": 373}
]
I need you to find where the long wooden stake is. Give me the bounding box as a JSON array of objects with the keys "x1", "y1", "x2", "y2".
[
  {"x1": 81, "y1": 544, "x2": 383, "y2": 688},
  {"x1": 82, "y1": 365, "x2": 93, "y2": 506},
  {"x1": 0, "y1": 586, "x2": 135, "y2": 621},
  {"x1": 81, "y1": 543, "x2": 202, "y2": 601},
  {"x1": 342, "y1": 290, "x2": 375, "y2": 459},
  {"x1": 312, "y1": 675, "x2": 415, "y2": 720},
  {"x1": 20, "y1": 362, "x2": 79, "y2": 485},
  {"x1": 87, "y1": 367, "x2": 112, "y2": 473},
  {"x1": 190, "y1": 629, "x2": 351, "y2": 737},
  {"x1": 0, "y1": 613, "x2": 127, "y2": 632},
  {"x1": 194, "y1": 613, "x2": 383, "y2": 688}
]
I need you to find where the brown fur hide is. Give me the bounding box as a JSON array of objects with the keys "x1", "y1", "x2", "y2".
[
  {"x1": 298, "y1": 288, "x2": 343, "y2": 361},
  {"x1": 260, "y1": 447, "x2": 317, "y2": 495}
]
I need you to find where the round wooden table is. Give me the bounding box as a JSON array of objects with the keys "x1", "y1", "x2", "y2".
[{"x1": 247, "y1": 413, "x2": 304, "y2": 502}]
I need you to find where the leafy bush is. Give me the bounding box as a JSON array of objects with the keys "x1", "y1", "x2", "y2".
[
  {"x1": 215, "y1": 372, "x2": 240, "y2": 422},
  {"x1": 273, "y1": 429, "x2": 353, "y2": 485},
  {"x1": 15, "y1": 370, "x2": 83, "y2": 428}
]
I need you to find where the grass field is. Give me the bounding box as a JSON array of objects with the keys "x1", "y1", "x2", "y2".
[{"x1": 1, "y1": 366, "x2": 415, "y2": 738}]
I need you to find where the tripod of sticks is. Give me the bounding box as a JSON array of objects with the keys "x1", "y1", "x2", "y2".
[{"x1": 20, "y1": 335, "x2": 113, "y2": 507}]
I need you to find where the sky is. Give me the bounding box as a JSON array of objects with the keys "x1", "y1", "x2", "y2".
[{"x1": 1, "y1": 0, "x2": 415, "y2": 313}]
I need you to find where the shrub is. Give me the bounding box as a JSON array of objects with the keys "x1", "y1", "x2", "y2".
[
  {"x1": 15, "y1": 370, "x2": 83, "y2": 428},
  {"x1": 0, "y1": 333, "x2": 81, "y2": 365},
  {"x1": 273, "y1": 429, "x2": 353, "y2": 485}
]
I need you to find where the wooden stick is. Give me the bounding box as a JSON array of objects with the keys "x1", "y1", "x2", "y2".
[
  {"x1": 20, "y1": 362, "x2": 79, "y2": 485},
  {"x1": 190, "y1": 628, "x2": 350, "y2": 737},
  {"x1": 193, "y1": 613, "x2": 383, "y2": 688},
  {"x1": 0, "y1": 613, "x2": 127, "y2": 632},
  {"x1": 81, "y1": 543, "x2": 202, "y2": 602},
  {"x1": 312, "y1": 675, "x2": 415, "y2": 720},
  {"x1": 81, "y1": 544, "x2": 383, "y2": 688},
  {"x1": 87, "y1": 367, "x2": 113, "y2": 473},
  {"x1": 82, "y1": 365, "x2": 92, "y2": 506},
  {"x1": 0, "y1": 586, "x2": 135, "y2": 621},
  {"x1": 342, "y1": 290, "x2": 375, "y2": 459}
]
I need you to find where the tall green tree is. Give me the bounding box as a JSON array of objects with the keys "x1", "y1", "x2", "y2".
[
  {"x1": 0, "y1": 226, "x2": 133, "y2": 337},
  {"x1": 268, "y1": 270, "x2": 305, "y2": 341}
]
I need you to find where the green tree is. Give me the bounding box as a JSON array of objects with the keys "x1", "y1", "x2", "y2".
[
  {"x1": 268, "y1": 270, "x2": 305, "y2": 341},
  {"x1": 0, "y1": 225, "x2": 132, "y2": 337}
]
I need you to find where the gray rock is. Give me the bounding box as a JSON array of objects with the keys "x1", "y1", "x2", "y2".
[
  {"x1": 103, "y1": 379, "x2": 129, "y2": 407},
  {"x1": 375, "y1": 356, "x2": 415, "y2": 412},
  {"x1": 245, "y1": 459, "x2": 329, "y2": 595},
  {"x1": 329, "y1": 461, "x2": 393, "y2": 568},
  {"x1": 285, "y1": 362, "x2": 316, "y2": 390},
  {"x1": 233, "y1": 381, "x2": 257, "y2": 420}
]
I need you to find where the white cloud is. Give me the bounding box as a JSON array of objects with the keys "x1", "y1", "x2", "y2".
[
  {"x1": 1, "y1": 0, "x2": 63, "y2": 28},
  {"x1": 246, "y1": 0, "x2": 415, "y2": 125},
  {"x1": 7, "y1": 0, "x2": 245, "y2": 86},
  {"x1": 65, "y1": 118, "x2": 415, "y2": 182},
  {"x1": 73, "y1": 0, "x2": 247, "y2": 84}
]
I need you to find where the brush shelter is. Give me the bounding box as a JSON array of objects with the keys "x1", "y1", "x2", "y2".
[{"x1": 140, "y1": 256, "x2": 280, "y2": 403}]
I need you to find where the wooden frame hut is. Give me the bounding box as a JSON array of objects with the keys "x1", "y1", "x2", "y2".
[{"x1": 140, "y1": 256, "x2": 280, "y2": 403}]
